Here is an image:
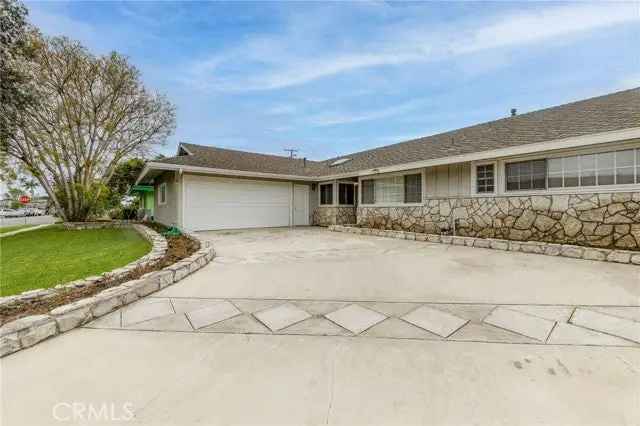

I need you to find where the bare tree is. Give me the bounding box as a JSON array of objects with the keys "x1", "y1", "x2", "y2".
[
  {"x1": 1, "y1": 0, "x2": 39, "y2": 150},
  {"x1": 5, "y1": 36, "x2": 176, "y2": 221}
]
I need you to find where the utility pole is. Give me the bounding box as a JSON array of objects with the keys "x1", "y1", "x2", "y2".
[{"x1": 283, "y1": 148, "x2": 298, "y2": 159}]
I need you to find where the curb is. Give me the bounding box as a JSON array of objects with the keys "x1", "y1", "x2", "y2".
[
  {"x1": 0, "y1": 226, "x2": 215, "y2": 357},
  {"x1": 328, "y1": 225, "x2": 640, "y2": 266}
]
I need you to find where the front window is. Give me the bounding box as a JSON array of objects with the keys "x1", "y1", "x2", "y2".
[
  {"x1": 404, "y1": 174, "x2": 422, "y2": 203},
  {"x1": 476, "y1": 164, "x2": 495, "y2": 194},
  {"x1": 338, "y1": 183, "x2": 355, "y2": 205},
  {"x1": 360, "y1": 173, "x2": 422, "y2": 204},
  {"x1": 362, "y1": 179, "x2": 374, "y2": 204},
  {"x1": 374, "y1": 175, "x2": 404, "y2": 203},
  {"x1": 505, "y1": 159, "x2": 546, "y2": 191},
  {"x1": 546, "y1": 148, "x2": 637, "y2": 189},
  {"x1": 320, "y1": 184, "x2": 333, "y2": 205}
]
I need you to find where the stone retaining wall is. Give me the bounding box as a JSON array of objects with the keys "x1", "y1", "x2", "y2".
[
  {"x1": 0, "y1": 226, "x2": 216, "y2": 357},
  {"x1": 329, "y1": 224, "x2": 640, "y2": 265},
  {"x1": 312, "y1": 206, "x2": 357, "y2": 226},
  {"x1": 357, "y1": 192, "x2": 640, "y2": 250},
  {"x1": 62, "y1": 220, "x2": 138, "y2": 230}
]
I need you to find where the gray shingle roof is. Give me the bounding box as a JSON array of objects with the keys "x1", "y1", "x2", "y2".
[
  {"x1": 155, "y1": 87, "x2": 640, "y2": 178},
  {"x1": 157, "y1": 144, "x2": 326, "y2": 177}
]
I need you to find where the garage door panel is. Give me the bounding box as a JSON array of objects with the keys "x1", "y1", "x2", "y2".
[
  {"x1": 189, "y1": 205, "x2": 290, "y2": 230},
  {"x1": 184, "y1": 176, "x2": 292, "y2": 230}
]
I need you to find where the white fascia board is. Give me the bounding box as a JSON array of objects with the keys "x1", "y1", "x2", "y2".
[
  {"x1": 135, "y1": 163, "x2": 153, "y2": 186},
  {"x1": 138, "y1": 162, "x2": 319, "y2": 182},
  {"x1": 339, "y1": 126, "x2": 640, "y2": 179}
]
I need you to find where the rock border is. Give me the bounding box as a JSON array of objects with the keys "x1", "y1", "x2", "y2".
[
  {"x1": 329, "y1": 225, "x2": 640, "y2": 265},
  {"x1": 62, "y1": 220, "x2": 139, "y2": 230},
  {"x1": 0, "y1": 226, "x2": 215, "y2": 357}
]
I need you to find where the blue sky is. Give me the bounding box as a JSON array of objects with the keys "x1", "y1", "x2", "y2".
[{"x1": 26, "y1": 1, "x2": 640, "y2": 160}]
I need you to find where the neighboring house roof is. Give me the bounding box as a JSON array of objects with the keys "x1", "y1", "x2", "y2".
[{"x1": 149, "y1": 87, "x2": 640, "y2": 179}]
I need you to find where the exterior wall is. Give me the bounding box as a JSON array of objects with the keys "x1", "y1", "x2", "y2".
[
  {"x1": 312, "y1": 206, "x2": 357, "y2": 226},
  {"x1": 154, "y1": 171, "x2": 181, "y2": 227},
  {"x1": 357, "y1": 192, "x2": 640, "y2": 250},
  {"x1": 308, "y1": 183, "x2": 319, "y2": 224}
]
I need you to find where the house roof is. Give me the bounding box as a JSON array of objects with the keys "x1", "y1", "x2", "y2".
[
  {"x1": 152, "y1": 87, "x2": 640, "y2": 179},
  {"x1": 155, "y1": 144, "x2": 327, "y2": 177}
]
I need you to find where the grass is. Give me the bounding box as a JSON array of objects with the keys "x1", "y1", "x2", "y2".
[
  {"x1": 1, "y1": 225, "x2": 151, "y2": 296},
  {"x1": 0, "y1": 224, "x2": 37, "y2": 234}
]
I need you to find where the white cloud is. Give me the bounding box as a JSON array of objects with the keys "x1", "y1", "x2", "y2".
[
  {"x1": 183, "y1": 2, "x2": 638, "y2": 92},
  {"x1": 27, "y1": 2, "x2": 96, "y2": 43},
  {"x1": 306, "y1": 98, "x2": 428, "y2": 127}
]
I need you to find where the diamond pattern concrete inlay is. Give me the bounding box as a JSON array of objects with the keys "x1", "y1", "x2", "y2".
[
  {"x1": 82, "y1": 293, "x2": 640, "y2": 348},
  {"x1": 186, "y1": 301, "x2": 241, "y2": 330},
  {"x1": 122, "y1": 299, "x2": 173, "y2": 327},
  {"x1": 171, "y1": 298, "x2": 225, "y2": 314},
  {"x1": 324, "y1": 304, "x2": 386, "y2": 334},
  {"x1": 547, "y1": 322, "x2": 636, "y2": 346},
  {"x1": 505, "y1": 305, "x2": 574, "y2": 323},
  {"x1": 589, "y1": 306, "x2": 640, "y2": 323},
  {"x1": 253, "y1": 303, "x2": 311, "y2": 331},
  {"x1": 126, "y1": 314, "x2": 193, "y2": 332},
  {"x1": 570, "y1": 308, "x2": 640, "y2": 343},
  {"x1": 401, "y1": 305, "x2": 468, "y2": 338},
  {"x1": 483, "y1": 307, "x2": 555, "y2": 342},
  {"x1": 281, "y1": 317, "x2": 351, "y2": 336},
  {"x1": 449, "y1": 322, "x2": 537, "y2": 344},
  {"x1": 200, "y1": 314, "x2": 271, "y2": 334},
  {"x1": 362, "y1": 317, "x2": 442, "y2": 340}
]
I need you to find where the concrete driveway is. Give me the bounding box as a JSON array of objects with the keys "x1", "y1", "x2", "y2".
[
  {"x1": 161, "y1": 227, "x2": 639, "y2": 305},
  {"x1": 2, "y1": 228, "x2": 639, "y2": 425}
]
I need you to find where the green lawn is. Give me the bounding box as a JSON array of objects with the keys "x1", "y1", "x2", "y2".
[
  {"x1": 1, "y1": 225, "x2": 151, "y2": 296},
  {"x1": 0, "y1": 224, "x2": 36, "y2": 234}
]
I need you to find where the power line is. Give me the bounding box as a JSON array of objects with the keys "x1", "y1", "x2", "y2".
[{"x1": 283, "y1": 148, "x2": 298, "y2": 159}]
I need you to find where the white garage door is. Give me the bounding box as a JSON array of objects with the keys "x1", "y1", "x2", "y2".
[{"x1": 184, "y1": 175, "x2": 293, "y2": 231}]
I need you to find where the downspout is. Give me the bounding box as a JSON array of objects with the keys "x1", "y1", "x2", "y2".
[
  {"x1": 290, "y1": 182, "x2": 294, "y2": 228},
  {"x1": 178, "y1": 168, "x2": 184, "y2": 230}
]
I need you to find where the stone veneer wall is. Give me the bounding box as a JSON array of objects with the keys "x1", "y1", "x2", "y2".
[
  {"x1": 357, "y1": 192, "x2": 640, "y2": 250},
  {"x1": 312, "y1": 206, "x2": 357, "y2": 226}
]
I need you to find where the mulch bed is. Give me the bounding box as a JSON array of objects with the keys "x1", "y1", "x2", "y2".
[{"x1": 0, "y1": 223, "x2": 199, "y2": 325}]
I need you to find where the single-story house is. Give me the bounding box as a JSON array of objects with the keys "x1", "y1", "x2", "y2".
[{"x1": 136, "y1": 87, "x2": 640, "y2": 250}]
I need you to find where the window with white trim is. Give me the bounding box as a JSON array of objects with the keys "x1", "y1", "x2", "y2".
[
  {"x1": 158, "y1": 182, "x2": 167, "y2": 205},
  {"x1": 338, "y1": 183, "x2": 355, "y2": 205},
  {"x1": 320, "y1": 183, "x2": 333, "y2": 205},
  {"x1": 475, "y1": 164, "x2": 495, "y2": 194},
  {"x1": 546, "y1": 148, "x2": 637, "y2": 189},
  {"x1": 505, "y1": 159, "x2": 546, "y2": 191},
  {"x1": 404, "y1": 174, "x2": 422, "y2": 203},
  {"x1": 361, "y1": 179, "x2": 374, "y2": 204},
  {"x1": 360, "y1": 173, "x2": 422, "y2": 204}
]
